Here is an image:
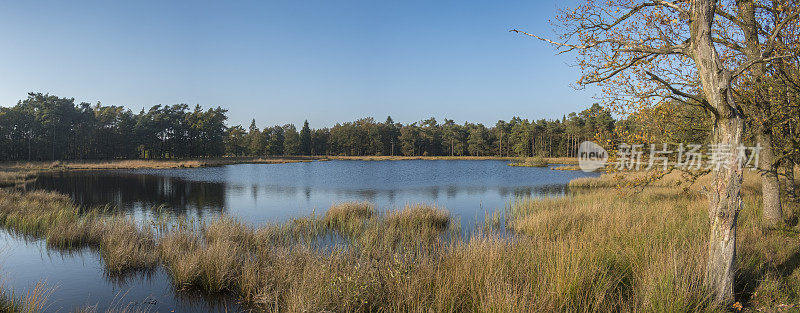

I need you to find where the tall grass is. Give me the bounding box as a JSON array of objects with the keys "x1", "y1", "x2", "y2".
[
  {"x1": 323, "y1": 202, "x2": 375, "y2": 234},
  {"x1": 0, "y1": 281, "x2": 53, "y2": 313},
  {"x1": 0, "y1": 157, "x2": 314, "y2": 172},
  {"x1": 508, "y1": 156, "x2": 549, "y2": 167},
  {"x1": 0, "y1": 171, "x2": 36, "y2": 188},
  {"x1": 507, "y1": 188, "x2": 712, "y2": 311},
  {"x1": 0, "y1": 170, "x2": 797, "y2": 311}
]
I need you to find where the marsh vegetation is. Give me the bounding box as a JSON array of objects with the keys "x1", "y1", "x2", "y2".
[{"x1": 1, "y1": 168, "x2": 798, "y2": 312}]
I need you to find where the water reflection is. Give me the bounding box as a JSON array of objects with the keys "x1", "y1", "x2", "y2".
[
  {"x1": 8, "y1": 160, "x2": 599, "y2": 312},
  {"x1": 30, "y1": 172, "x2": 227, "y2": 217},
  {"x1": 0, "y1": 231, "x2": 241, "y2": 313},
  {"x1": 29, "y1": 160, "x2": 597, "y2": 227}
]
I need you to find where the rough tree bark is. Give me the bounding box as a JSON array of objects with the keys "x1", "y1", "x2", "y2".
[
  {"x1": 786, "y1": 159, "x2": 798, "y2": 202},
  {"x1": 738, "y1": 0, "x2": 784, "y2": 227},
  {"x1": 758, "y1": 131, "x2": 783, "y2": 226},
  {"x1": 690, "y1": 0, "x2": 745, "y2": 304},
  {"x1": 515, "y1": 0, "x2": 798, "y2": 304}
]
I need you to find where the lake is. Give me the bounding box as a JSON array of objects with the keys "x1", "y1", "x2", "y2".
[{"x1": 2, "y1": 160, "x2": 598, "y2": 312}]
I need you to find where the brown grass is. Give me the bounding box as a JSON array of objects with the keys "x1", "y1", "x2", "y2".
[
  {"x1": 0, "y1": 171, "x2": 37, "y2": 188},
  {"x1": 99, "y1": 218, "x2": 158, "y2": 274},
  {"x1": 0, "y1": 156, "x2": 581, "y2": 177},
  {"x1": 328, "y1": 155, "x2": 516, "y2": 161},
  {"x1": 546, "y1": 156, "x2": 580, "y2": 165},
  {"x1": 0, "y1": 281, "x2": 53, "y2": 313},
  {"x1": 550, "y1": 165, "x2": 583, "y2": 171},
  {"x1": 326, "y1": 155, "x2": 580, "y2": 165},
  {"x1": 2, "y1": 168, "x2": 799, "y2": 311},
  {"x1": 385, "y1": 204, "x2": 449, "y2": 231},
  {"x1": 322, "y1": 202, "x2": 375, "y2": 236},
  {"x1": 508, "y1": 156, "x2": 549, "y2": 167},
  {"x1": 0, "y1": 157, "x2": 316, "y2": 171}
]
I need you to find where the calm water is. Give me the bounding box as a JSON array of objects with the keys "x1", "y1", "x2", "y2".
[{"x1": 3, "y1": 160, "x2": 598, "y2": 312}]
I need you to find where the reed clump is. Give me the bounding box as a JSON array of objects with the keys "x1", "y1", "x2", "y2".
[
  {"x1": 2, "y1": 170, "x2": 799, "y2": 311},
  {"x1": 0, "y1": 190, "x2": 79, "y2": 237},
  {"x1": 45, "y1": 216, "x2": 106, "y2": 249},
  {"x1": 323, "y1": 201, "x2": 375, "y2": 234},
  {"x1": 0, "y1": 190, "x2": 159, "y2": 277},
  {"x1": 158, "y1": 230, "x2": 202, "y2": 288},
  {"x1": 0, "y1": 157, "x2": 313, "y2": 172},
  {"x1": 508, "y1": 156, "x2": 548, "y2": 167},
  {"x1": 385, "y1": 204, "x2": 449, "y2": 231},
  {"x1": 0, "y1": 171, "x2": 36, "y2": 188},
  {"x1": 202, "y1": 216, "x2": 256, "y2": 247},
  {"x1": 0, "y1": 281, "x2": 53, "y2": 313},
  {"x1": 99, "y1": 218, "x2": 158, "y2": 274},
  {"x1": 550, "y1": 165, "x2": 583, "y2": 171}
]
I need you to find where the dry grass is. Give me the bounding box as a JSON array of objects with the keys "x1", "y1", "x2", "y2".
[
  {"x1": 0, "y1": 157, "x2": 317, "y2": 172},
  {"x1": 99, "y1": 218, "x2": 158, "y2": 274},
  {"x1": 1, "y1": 169, "x2": 799, "y2": 311},
  {"x1": 0, "y1": 156, "x2": 581, "y2": 175},
  {"x1": 0, "y1": 171, "x2": 37, "y2": 188},
  {"x1": 546, "y1": 157, "x2": 580, "y2": 165},
  {"x1": 508, "y1": 156, "x2": 549, "y2": 167},
  {"x1": 158, "y1": 230, "x2": 203, "y2": 288},
  {"x1": 384, "y1": 204, "x2": 449, "y2": 231},
  {"x1": 550, "y1": 165, "x2": 583, "y2": 171},
  {"x1": 0, "y1": 281, "x2": 53, "y2": 313},
  {"x1": 323, "y1": 202, "x2": 375, "y2": 236},
  {"x1": 45, "y1": 216, "x2": 105, "y2": 249},
  {"x1": 324, "y1": 202, "x2": 375, "y2": 224},
  {"x1": 507, "y1": 188, "x2": 712, "y2": 311},
  {"x1": 327, "y1": 155, "x2": 579, "y2": 164},
  {"x1": 328, "y1": 155, "x2": 516, "y2": 161},
  {"x1": 0, "y1": 190, "x2": 157, "y2": 277},
  {"x1": 0, "y1": 190, "x2": 79, "y2": 236}
]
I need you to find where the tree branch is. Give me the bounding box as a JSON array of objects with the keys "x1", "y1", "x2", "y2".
[
  {"x1": 732, "y1": 54, "x2": 793, "y2": 79},
  {"x1": 645, "y1": 70, "x2": 717, "y2": 117}
]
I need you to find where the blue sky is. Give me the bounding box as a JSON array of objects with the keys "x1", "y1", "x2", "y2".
[{"x1": 0, "y1": 0, "x2": 597, "y2": 128}]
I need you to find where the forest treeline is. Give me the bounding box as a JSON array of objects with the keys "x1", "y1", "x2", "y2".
[{"x1": 0, "y1": 93, "x2": 615, "y2": 161}]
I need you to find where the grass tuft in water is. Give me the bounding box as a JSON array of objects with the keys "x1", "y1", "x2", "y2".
[{"x1": 2, "y1": 170, "x2": 800, "y2": 311}]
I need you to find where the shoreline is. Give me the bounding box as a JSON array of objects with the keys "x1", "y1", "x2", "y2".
[
  {"x1": 0, "y1": 170, "x2": 796, "y2": 311},
  {"x1": 0, "y1": 156, "x2": 578, "y2": 173}
]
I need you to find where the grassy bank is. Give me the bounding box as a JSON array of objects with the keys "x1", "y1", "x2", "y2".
[
  {"x1": 0, "y1": 281, "x2": 52, "y2": 313},
  {"x1": 0, "y1": 157, "x2": 317, "y2": 189},
  {"x1": 0, "y1": 156, "x2": 578, "y2": 172},
  {"x1": 0, "y1": 170, "x2": 796, "y2": 311},
  {"x1": 0, "y1": 156, "x2": 578, "y2": 190},
  {"x1": 326, "y1": 155, "x2": 578, "y2": 164},
  {"x1": 328, "y1": 155, "x2": 515, "y2": 161},
  {"x1": 550, "y1": 165, "x2": 583, "y2": 171},
  {"x1": 0, "y1": 172, "x2": 36, "y2": 188},
  {"x1": 0, "y1": 157, "x2": 317, "y2": 172},
  {"x1": 508, "y1": 156, "x2": 549, "y2": 167}
]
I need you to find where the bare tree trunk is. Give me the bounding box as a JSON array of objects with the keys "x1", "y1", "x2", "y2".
[
  {"x1": 691, "y1": 0, "x2": 745, "y2": 304},
  {"x1": 705, "y1": 116, "x2": 744, "y2": 304},
  {"x1": 758, "y1": 131, "x2": 783, "y2": 227},
  {"x1": 786, "y1": 159, "x2": 798, "y2": 202},
  {"x1": 499, "y1": 130, "x2": 502, "y2": 157},
  {"x1": 738, "y1": 0, "x2": 783, "y2": 228}
]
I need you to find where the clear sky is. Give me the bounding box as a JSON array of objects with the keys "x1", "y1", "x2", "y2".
[{"x1": 0, "y1": 0, "x2": 597, "y2": 128}]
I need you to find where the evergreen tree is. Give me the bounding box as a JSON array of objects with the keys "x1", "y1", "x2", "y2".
[{"x1": 299, "y1": 120, "x2": 312, "y2": 155}]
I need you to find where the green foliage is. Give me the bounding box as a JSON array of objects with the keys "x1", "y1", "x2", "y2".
[
  {"x1": 0, "y1": 93, "x2": 228, "y2": 160},
  {"x1": 300, "y1": 120, "x2": 312, "y2": 155},
  {"x1": 0, "y1": 93, "x2": 618, "y2": 160}
]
